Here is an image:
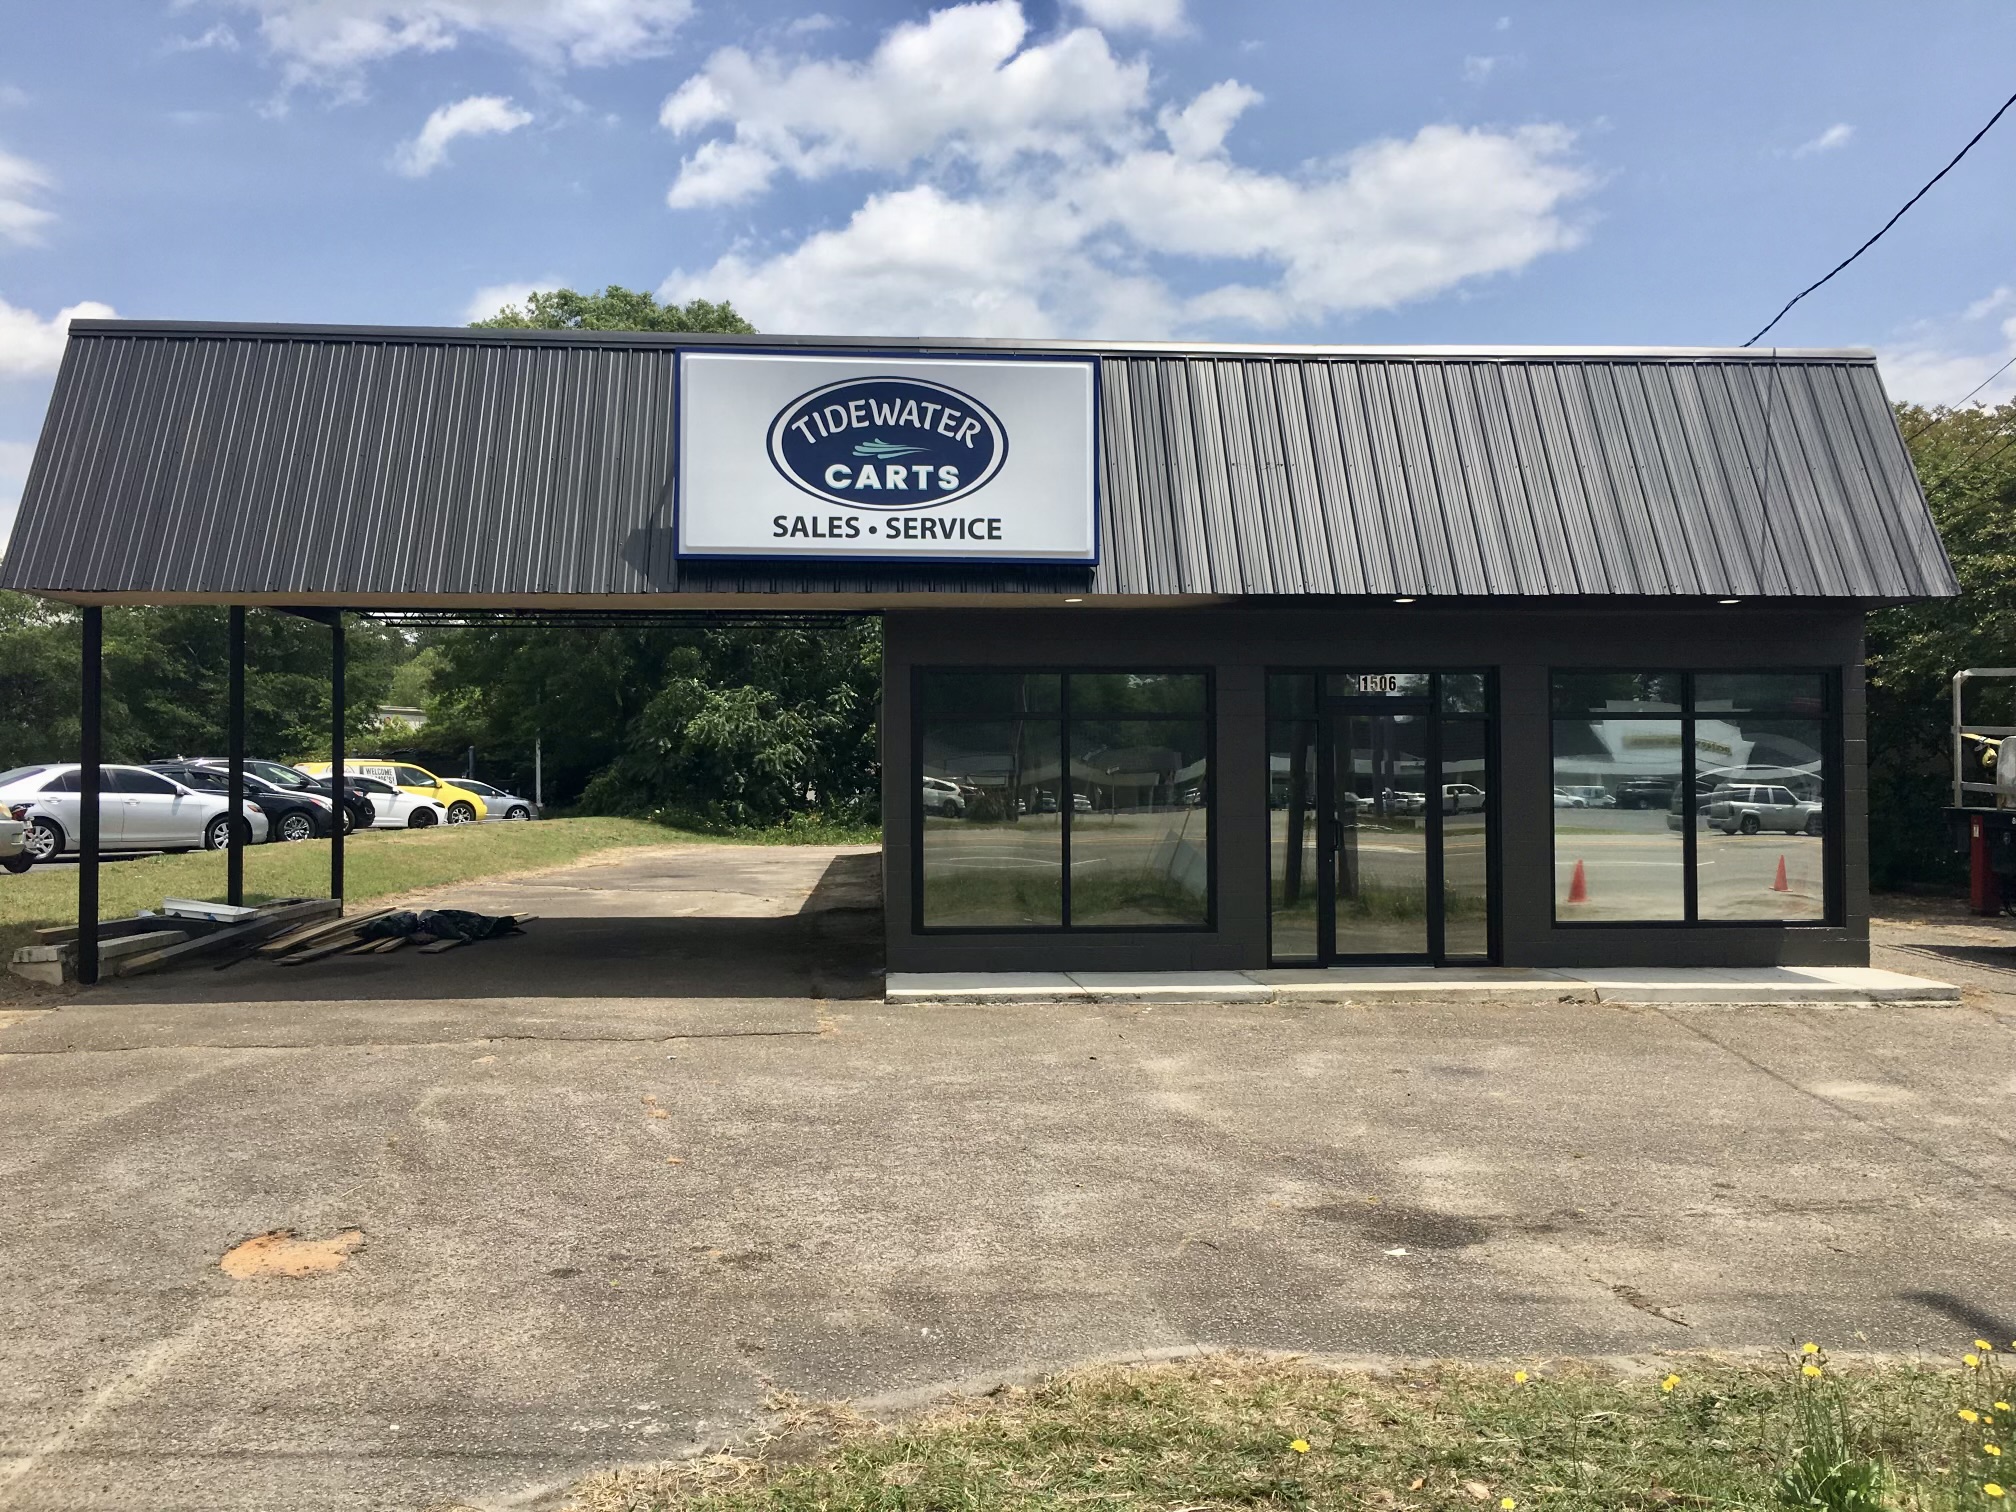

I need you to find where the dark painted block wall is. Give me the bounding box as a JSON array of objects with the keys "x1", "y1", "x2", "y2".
[{"x1": 882, "y1": 604, "x2": 1868, "y2": 974}]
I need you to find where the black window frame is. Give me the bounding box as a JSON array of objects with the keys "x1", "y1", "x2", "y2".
[
  {"x1": 1549, "y1": 668, "x2": 1842, "y2": 928},
  {"x1": 1264, "y1": 668, "x2": 1502, "y2": 967},
  {"x1": 912, "y1": 666, "x2": 1217, "y2": 935}
]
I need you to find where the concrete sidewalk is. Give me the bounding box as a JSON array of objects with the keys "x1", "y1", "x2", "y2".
[{"x1": 887, "y1": 964, "x2": 1959, "y2": 1006}]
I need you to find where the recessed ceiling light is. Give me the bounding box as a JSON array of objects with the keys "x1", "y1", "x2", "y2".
[
  {"x1": 1393, "y1": 596, "x2": 1417, "y2": 604},
  {"x1": 1064, "y1": 596, "x2": 1084, "y2": 604},
  {"x1": 1718, "y1": 597, "x2": 1741, "y2": 605}
]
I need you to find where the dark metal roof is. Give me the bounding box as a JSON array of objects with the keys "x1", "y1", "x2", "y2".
[{"x1": 0, "y1": 320, "x2": 1956, "y2": 605}]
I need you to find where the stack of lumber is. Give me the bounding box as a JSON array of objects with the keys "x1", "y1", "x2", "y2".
[{"x1": 9, "y1": 898, "x2": 342, "y2": 984}]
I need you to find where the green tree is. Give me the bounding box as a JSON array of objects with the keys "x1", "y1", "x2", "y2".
[
  {"x1": 1868, "y1": 400, "x2": 2016, "y2": 887},
  {"x1": 0, "y1": 592, "x2": 404, "y2": 769},
  {"x1": 470, "y1": 285, "x2": 754, "y2": 335}
]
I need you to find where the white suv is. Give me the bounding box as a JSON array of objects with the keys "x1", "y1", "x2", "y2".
[{"x1": 1705, "y1": 784, "x2": 1823, "y2": 836}]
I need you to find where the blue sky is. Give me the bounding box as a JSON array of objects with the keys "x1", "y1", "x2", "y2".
[{"x1": 5, "y1": 0, "x2": 2016, "y2": 540}]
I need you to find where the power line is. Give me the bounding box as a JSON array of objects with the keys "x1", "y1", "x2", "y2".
[
  {"x1": 1744, "y1": 87, "x2": 2016, "y2": 348},
  {"x1": 1901, "y1": 351, "x2": 2016, "y2": 442}
]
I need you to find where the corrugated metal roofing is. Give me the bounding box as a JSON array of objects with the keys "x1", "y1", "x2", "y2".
[{"x1": 0, "y1": 321, "x2": 1956, "y2": 605}]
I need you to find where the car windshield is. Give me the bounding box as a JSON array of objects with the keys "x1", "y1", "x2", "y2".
[{"x1": 251, "y1": 761, "x2": 316, "y2": 788}]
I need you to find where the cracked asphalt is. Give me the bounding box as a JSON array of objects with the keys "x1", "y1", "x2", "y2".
[{"x1": 2, "y1": 845, "x2": 2014, "y2": 1512}]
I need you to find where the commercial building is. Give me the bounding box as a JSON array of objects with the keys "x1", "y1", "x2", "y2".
[{"x1": 0, "y1": 321, "x2": 1956, "y2": 979}]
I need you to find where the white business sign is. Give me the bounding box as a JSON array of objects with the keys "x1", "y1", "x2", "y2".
[{"x1": 675, "y1": 350, "x2": 1099, "y2": 563}]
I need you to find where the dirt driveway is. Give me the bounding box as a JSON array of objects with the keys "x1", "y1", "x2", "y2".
[{"x1": 2, "y1": 848, "x2": 2013, "y2": 1512}]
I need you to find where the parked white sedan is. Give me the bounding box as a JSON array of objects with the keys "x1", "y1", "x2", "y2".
[
  {"x1": 0, "y1": 763, "x2": 271, "y2": 859},
  {"x1": 342, "y1": 774, "x2": 451, "y2": 828}
]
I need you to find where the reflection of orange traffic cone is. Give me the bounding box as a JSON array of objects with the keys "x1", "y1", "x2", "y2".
[
  {"x1": 1772, "y1": 855, "x2": 1790, "y2": 892},
  {"x1": 1566, "y1": 859, "x2": 1589, "y2": 904}
]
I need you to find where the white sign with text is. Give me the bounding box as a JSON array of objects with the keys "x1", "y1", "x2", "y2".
[{"x1": 675, "y1": 351, "x2": 1099, "y2": 563}]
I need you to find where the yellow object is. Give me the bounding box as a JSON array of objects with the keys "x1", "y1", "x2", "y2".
[
  {"x1": 1288, "y1": 1439, "x2": 1309, "y2": 1454},
  {"x1": 300, "y1": 758, "x2": 491, "y2": 820},
  {"x1": 1983, "y1": 1341, "x2": 1999, "y2": 1353},
  {"x1": 1991, "y1": 1447, "x2": 2005, "y2": 1458},
  {"x1": 1802, "y1": 1364, "x2": 1823, "y2": 1378},
  {"x1": 1801, "y1": 1342, "x2": 1820, "y2": 1355},
  {"x1": 1501, "y1": 1500, "x2": 1517, "y2": 1510},
  {"x1": 1513, "y1": 1371, "x2": 1529, "y2": 1384},
  {"x1": 1661, "y1": 1374, "x2": 1681, "y2": 1392},
  {"x1": 1966, "y1": 1411, "x2": 1983, "y2": 1424},
  {"x1": 1970, "y1": 1355, "x2": 1984, "y2": 1369},
  {"x1": 1984, "y1": 1485, "x2": 2004, "y2": 1498}
]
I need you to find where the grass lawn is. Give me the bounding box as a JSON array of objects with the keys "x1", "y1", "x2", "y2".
[
  {"x1": 565, "y1": 1350, "x2": 2015, "y2": 1512},
  {"x1": 0, "y1": 816, "x2": 849, "y2": 960}
]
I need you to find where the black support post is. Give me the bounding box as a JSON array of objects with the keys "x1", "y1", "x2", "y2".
[
  {"x1": 227, "y1": 605, "x2": 246, "y2": 907},
  {"x1": 78, "y1": 607, "x2": 102, "y2": 986},
  {"x1": 330, "y1": 613, "x2": 345, "y2": 907}
]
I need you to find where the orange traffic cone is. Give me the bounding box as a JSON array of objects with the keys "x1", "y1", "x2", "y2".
[
  {"x1": 1772, "y1": 855, "x2": 1790, "y2": 893},
  {"x1": 1566, "y1": 858, "x2": 1589, "y2": 904}
]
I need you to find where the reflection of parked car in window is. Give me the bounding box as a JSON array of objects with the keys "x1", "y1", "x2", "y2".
[
  {"x1": 1617, "y1": 778, "x2": 1676, "y2": 810},
  {"x1": 1073, "y1": 792, "x2": 1093, "y2": 812},
  {"x1": 1552, "y1": 788, "x2": 1586, "y2": 808},
  {"x1": 1706, "y1": 784, "x2": 1823, "y2": 836},
  {"x1": 922, "y1": 776, "x2": 966, "y2": 817},
  {"x1": 1557, "y1": 785, "x2": 1614, "y2": 808},
  {"x1": 1442, "y1": 783, "x2": 1487, "y2": 813}
]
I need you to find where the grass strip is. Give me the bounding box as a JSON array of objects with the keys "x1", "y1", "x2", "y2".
[
  {"x1": 0, "y1": 816, "x2": 827, "y2": 960},
  {"x1": 564, "y1": 1350, "x2": 2016, "y2": 1512}
]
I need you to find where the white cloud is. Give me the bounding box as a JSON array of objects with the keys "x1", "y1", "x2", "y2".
[
  {"x1": 1461, "y1": 54, "x2": 1498, "y2": 83},
  {"x1": 666, "y1": 138, "x2": 778, "y2": 206},
  {"x1": 393, "y1": 94, "x2": 533, "y2": 176},
  {"x1": 660, "y1": 2, "x2": 1150, "y2": 205},
  {"x1": 461, "y1": 276, "x2": 567, "y2": 322},
  {"x1": 171, "y1": 23, "x2": 243, "y2": 52},
  {"x1": 0, "y1": 85, "x2": 29, "y2": 109},
  {"x1": 1877, "y1": 286, "x2": 2016, "y2": 409},
  {"x1": 658, "y1": 2, "x2": 1594, "y2": 338},
  {"x1": 1157, "y1": 79, "x2": 1259, "y2": 158},
  {"x1": 1791, "y1": 122, "x2": 1853, "y2": 158},
  {"x1": 0, "y1": 296, "x2": 117, "y2": 378},
  {"x1": 202, "y1": 0, "x2": 695, "y2": 88},
  {"x1": 1064, "y1": 0, "x2": 1186, "y2": 37},
  {"x1": 0, "y1": 148, "x2": 54, "y2": 246},
  {"x1": 0, "y1": 438, "x2": 32, "y2": 550}
]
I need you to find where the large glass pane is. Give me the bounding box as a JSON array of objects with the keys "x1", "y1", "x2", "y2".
[
  {"x1": 1441, "y1": 719, "x2": 1490, "y2": 958},
  {"x1": 1334, "y1": 711, "x2": 1430, "y2": 954},
  {"x1": 1070, "y1": 672, "x2": 1206, "y2": 715},
  {"x1": 1695, "y1": 673, "x2": 1826, "y2": 718},
  {"x1": 1268, "y1": 716, "x2": 1320, "y2": 961},
  {"x1": 1696, "y1": 718, "x2": 1827, "y2": 921},
  {"x1": 919, "y1": 671, "x2": 1060, "y2": 720},
  {"x1": 1269, "y1": 672, "x2": 1316, "y2": 719},
  {"x1": 1553, "y1": 717, "x2": 1684, "y2": 920},
  {"x1": 1067, "y1": 717, "x2": 1208, "y2": 926},
  {"x1": 1439, "y1": 672, "x2": 1488, "y2": 714},
  {"x1": 920, "y1": 717, "x2": 1063, "y2": 926},
  {"x1": 1551, "y1": 672, "x2": 1684, "y2": 716}
]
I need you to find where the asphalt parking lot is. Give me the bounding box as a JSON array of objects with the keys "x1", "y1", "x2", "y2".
[{"x1": 2, "y1": 845, "x2": 2013, "y2": 1512}]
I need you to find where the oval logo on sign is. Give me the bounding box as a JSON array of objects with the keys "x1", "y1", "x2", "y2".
[{"x1": 767, "y1": 377, "x2": 1008, "y2": 511}]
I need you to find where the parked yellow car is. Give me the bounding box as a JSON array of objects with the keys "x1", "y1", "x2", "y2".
[{"x1": 298, "y1": 759, "x2": 490, "y2": 823}]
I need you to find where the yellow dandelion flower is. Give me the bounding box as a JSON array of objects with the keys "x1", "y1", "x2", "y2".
[
  {"x1": 1802, "y1": 1342, "x2": 1821, "y2": 1355},
  {"x1": 1980, "y1": 1341, "x2": 1997, "y2": 1353},
  {"x1": 1288, "y1": 1439, "x2": 1309, "y2": 1454},
  {"x1": 1966, "y1": 1411, "x2": 1984, "y2": 1424},
  {"x1": 1502, "y1": 1500, "x2": 1517, "y2": 1510},
  {"x1": 1970, "y1": 1355, "x2": 1985, "y2": 1369},
  {"x1": 1999, "y1": 1403, "x2": 2013, "y2": 1413},
  {"x1": 1803, "y1": 1363, "x2": 1823, "y2": 1378},
  {"x1": 1991, "y1": 1447, "x2": 2005, "y2": 1458},
  {"x1": 1513, "y1": 1370, "x2": 1529, "y2": 1384},
  {"x1": 1985, "y1": 1485, "x2": 2005, "y2": 1499},
  {"x1": 1661, "y1": 1374, "x2": 1681, "y2": 1392}
]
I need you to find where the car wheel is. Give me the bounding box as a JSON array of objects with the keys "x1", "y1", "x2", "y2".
[
  {"x1": 203, "y1": 815, "x2": 238, "y2": 850},
  {"x1": 2, "y1": 850, "x2": 32, "y2": 873},
  {"x1": 1805, "y1": 813, "x2": 1824, "y2": 837},
  {"x1": 27, "y1": 817, "x2": 63, "y2": 862},
  {"x1": 1738, "y1": 814, "x2": 1761, "y2": 835},
  {"x1": 506, "y1": 805, "x2": 530, "y2": 820},
  {"x1": 277, "y1": 812, "x2": 316, "y2": 843},
  {"x1": 446, "y1": 801, "x2": 476, "y2": 824},
  {"x1": 408, "y1": 808, "x2": 439, "y2": 829},
  {"x1": 355, "y1": 799, "x2": 377, "y2": 829}
]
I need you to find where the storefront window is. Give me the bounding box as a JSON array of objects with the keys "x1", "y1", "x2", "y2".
[
  {"x1": 1552, "y1": 671, "x2": 1835, "y2": 925},
  {"x1": 1268, "y1": 674, "x2": 1321, "y2": 961},
  {"x1": 918, "y1": 670, "x2": 1210, "y2": 930}
]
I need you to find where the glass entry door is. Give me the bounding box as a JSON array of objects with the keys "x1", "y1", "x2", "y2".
[{"x1": 1267, "y1": 670, "x2": 1495, "y2": 965}]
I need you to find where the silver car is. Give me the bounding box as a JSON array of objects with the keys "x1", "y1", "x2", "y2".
[
  {"x1": 1705, "y1": 783, "x2": 1823, "y2": 836},
  {"x1": 454, "y1": 779, "x2": 540, "y2": 820},
  {"x1": 0, "y1": 763, "x2": 272, "y2": 859}
]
